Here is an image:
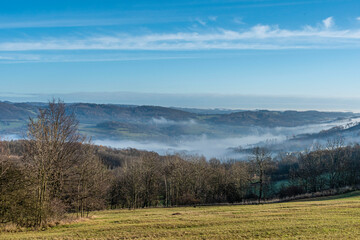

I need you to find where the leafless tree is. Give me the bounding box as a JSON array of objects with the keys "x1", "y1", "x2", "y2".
[
  {"x1": 69, "y1": 144, "x2": 110, "y2": 217},
  {"x1": 0, "y1": 139, "x2": 10, "y2": 178},
  {"x1": 250, "y1": 147, "x2": 273, "y2": 203},
  {"x1": 326, "y1": 136, "x2": 347, "y2": 188},
  {"x1": 24, "y1": 99, "x2": 86, "y2": 226}
]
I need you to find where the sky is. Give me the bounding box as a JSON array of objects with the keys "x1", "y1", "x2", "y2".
[{"x1": 1, "y1": 0, "x2": 360, "y2": 110}]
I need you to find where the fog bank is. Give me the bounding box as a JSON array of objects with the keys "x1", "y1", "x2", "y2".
[{"x1": 94, "y1": 117, "x2": 360, "y2": 159}]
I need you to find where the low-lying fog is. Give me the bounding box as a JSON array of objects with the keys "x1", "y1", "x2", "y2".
[
  {"x1": 94, "y1": 117, "x2": 360, "y2": 160},
  {"x1": 94, "y1": 134, "x2": 279, "y2": 160},
  {"x1": 3, "y1": 117, "x2": 360, "y2": 160}
]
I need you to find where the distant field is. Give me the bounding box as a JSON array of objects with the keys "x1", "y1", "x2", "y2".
[{"x1": 2, "y1": 192, "x2": 360, "y2": 239}]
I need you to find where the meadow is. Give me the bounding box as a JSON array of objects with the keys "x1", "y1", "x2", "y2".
[{"x1": 2, "y1": 191, "x2": 360, "y2": 240}]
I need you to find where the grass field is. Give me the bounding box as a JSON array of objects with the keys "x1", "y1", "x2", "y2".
[{"x1": 2, "y1": 192, "x2": 360, "y2": 239}]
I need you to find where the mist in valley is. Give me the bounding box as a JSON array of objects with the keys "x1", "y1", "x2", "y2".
[{"x1": 93, "y1": 116, "x2": 360, "y2": 159}]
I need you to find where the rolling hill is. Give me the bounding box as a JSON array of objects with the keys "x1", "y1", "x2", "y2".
[{"x1": 0, "y1": 101, "x2": 357, "y2": 142}]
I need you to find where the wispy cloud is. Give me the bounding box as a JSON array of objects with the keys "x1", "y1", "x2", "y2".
[
  {"x1": 0, "y1": 56, "x2": 14, "y2": 60},
  {"x1": 0, "y1": 54, "x2": 41, "y2": 61},
  {"x1": 322, "y1": 16, "x2": 334, "y2": 29},
  {"x1": 195, "y1": 18, "x2": 207, "y2": 26},
  {"x1": 208, "y1": 16, "x2": 218, "y2": 22},
  {"x1": 0, "y1": 17, "x2": 359, "y2": 60},
  {"x1": 233, "y1": 17, "x2": 244, "y2": 24},
  {"x1": 0, "y1": 18, "x2": 136, "y2": 29}
]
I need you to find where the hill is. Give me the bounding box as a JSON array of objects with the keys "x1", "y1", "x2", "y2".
[
  {"x1": 293, "y1": 120, "x2": 360, "y2": 141},
  {"x1": 206, "y1": 110, "x2": 352, "y2": 127},
  {"x1": 0, "y1": 101, "x2": 355, "y2": 141}
]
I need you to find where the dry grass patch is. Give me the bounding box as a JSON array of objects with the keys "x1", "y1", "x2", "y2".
[{"x1": 2, "y1": 191, "x2": 360, "y2": 239}]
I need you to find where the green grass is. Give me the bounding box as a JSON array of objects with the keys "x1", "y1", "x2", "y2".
[{"x1": 3, "y1": 192, "x2": 360, "y2": 239}]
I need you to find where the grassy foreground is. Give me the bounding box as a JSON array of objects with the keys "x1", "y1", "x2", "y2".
[{"x1": 2, "y1": 192, "x2": 360, "y2": 239}]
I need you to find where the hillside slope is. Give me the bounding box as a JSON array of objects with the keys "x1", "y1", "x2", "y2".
[{"x1": 2, "y1": 191, "x2": 360, "y2": 239}]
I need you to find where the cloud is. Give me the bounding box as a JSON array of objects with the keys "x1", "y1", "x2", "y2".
[
  {"x1": 322, "y1": 16, "x2": 334, "y2": 29},
  {"x1": 0, "y1": 56, "x2": 14, "y2": 60},
  {"x1": 357, "y1": 17, "x2": 360, "y2": 21},
  {"x1": 0, "y1": 18, "x2": 359, "y2": 55},
  {"x1": 208, "y1": 16, "x2": 218, "y2": 21},
  {"x1": 151, "y1": 117, "x2": 197, "y2": 125},
  {"x1": 195, "y1": 18, "x2": 207, "y2": 26},
  {"x1": 233, "y1": 17, "x2": 244, "y2": 24},
  {"x1": 0, "y1": 53, "x2": 42, "y2": 62}
]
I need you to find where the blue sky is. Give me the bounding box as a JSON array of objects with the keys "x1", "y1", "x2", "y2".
[{"x1": 1, "y1": 0, "x2": 360, "y2": 109}]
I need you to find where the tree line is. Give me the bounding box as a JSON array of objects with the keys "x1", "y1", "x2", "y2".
[{"x1": 2, "y1": 100, "x2": 360, "y2": 228}]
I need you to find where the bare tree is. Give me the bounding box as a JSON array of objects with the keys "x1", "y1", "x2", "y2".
[
  {"x1": 0, "y1": 139, "x2": 10, "y2": 178},
  {"x1": 326, "y1": 136, "x2": 346, "y2": 188},
  {"x1": 295, "y1": 149, "x2": 325, "y2": 193},
  {"x1": 25, "y1": 99, "x2": 86, "y2": 226},
  {"x1": 69, "y1": 144, "x2": 110, "y2": 217},
  {"x1": 250, "y1": 147, "x2": 273, "y2": 203}
]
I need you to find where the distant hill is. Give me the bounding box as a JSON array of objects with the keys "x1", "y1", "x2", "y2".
[
  {"x1": 70, "y1": 103, "x2": 196, "y2": 124},
  {"x1": 171, "y1": 107, "x2": 244, "y2": 115},
  {"x1": 232, "y1": 119, "x2": 360, "y2": 154},
  {"x1": 0, "y1": 102, "x2": 38, "y2": 120},
  {"x1": 204, "y1": 110, "x2": 353, "y2": 127},
  {"x1": 294, "y1": 121, "x2": 360, "y2": 140},
  {"x1": 0, "y1": 101, "x2": 356, "y2": 140}
]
